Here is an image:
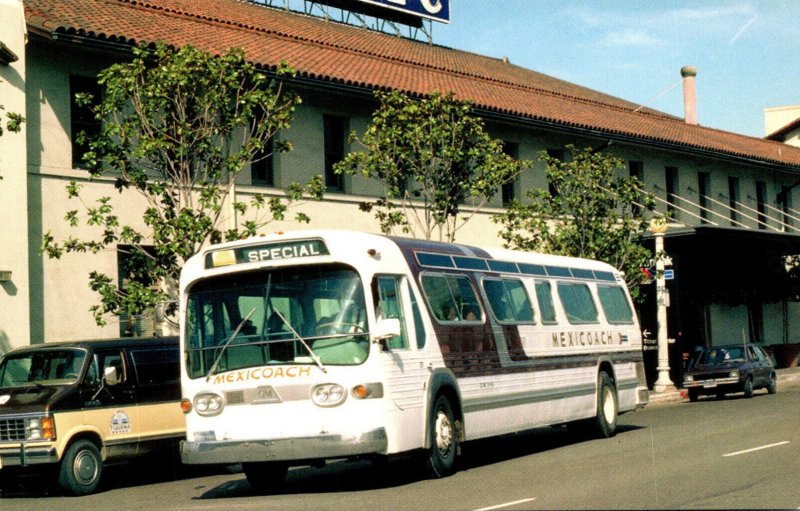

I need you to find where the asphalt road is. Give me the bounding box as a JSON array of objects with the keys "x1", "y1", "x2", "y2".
[{"x1": 3, "y1": 382, "x2": 800, "y2": 510}]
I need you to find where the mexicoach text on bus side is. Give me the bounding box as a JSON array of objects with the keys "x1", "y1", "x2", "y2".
[{"x1": 552, "y1": 330, "x2": 617, "y2": 348}]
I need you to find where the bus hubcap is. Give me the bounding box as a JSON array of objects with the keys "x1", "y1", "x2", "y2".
[{"x1": 435, "y1": 411, "x2": 452, "y2": 452}]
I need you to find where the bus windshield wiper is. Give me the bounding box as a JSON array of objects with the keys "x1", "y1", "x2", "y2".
[
  {"x1": 273, "y1": 309, "x2": 327, "y2": 374},
  {"x1": 205, "y1": 307, "x2": 257, "y2": 382}
]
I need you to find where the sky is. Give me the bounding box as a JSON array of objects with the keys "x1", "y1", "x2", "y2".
[{"x1": 430, "y1": 0, "x2": 800, "y2": 138}]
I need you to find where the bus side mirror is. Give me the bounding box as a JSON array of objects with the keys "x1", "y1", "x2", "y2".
[
  {"x1": 373, "y1": 318, "x2": 401, "y2": 342},
  {"x1": 103, "y1": 366, "x2": 120, "y2": 387}
]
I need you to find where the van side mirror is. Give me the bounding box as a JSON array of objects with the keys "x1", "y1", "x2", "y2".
[
  {"x1": 372, "y1": 317, "x2": 401, "y2": 342},
  {"x1": 103, "y1": 366, "x2": 120, "y2": 387}
]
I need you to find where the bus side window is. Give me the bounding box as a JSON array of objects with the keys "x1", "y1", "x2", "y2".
[
  {"x1": 375, "y1": 276, "x2": 409, "y2": 350},
  {"x1": 421, "y1": 273, "x2": 482, "y2": 323},
  {"x1": 483, "y1": 278, "x2": 535, "y2": 323},
  {"x1": 597, "y1": 285, "x2": 634, "y2": 324},
  {"x1": 557, "y1": 282, "x2": 599, "y2": 324},
  {"x1": 534, "y1": 281, "x2": 558, "y2": 325},
  {"x1": 406, "y1": 281, "x2": 426, "y2": 349}
]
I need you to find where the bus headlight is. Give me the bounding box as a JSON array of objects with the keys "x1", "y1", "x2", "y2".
[
  {"x1": 194, "y1": 393, "x2": 224, "y2": 416},
  {"x1": 26, "y1": 415, "x2": 56, "y2": 441},
  {"x1": 684, "y1": 375, "x2": 694, "y2": 383},
  {"x1": 311, "y1": 383, "x2": 346, "y2": 407},
  {"x1": 729, "y1": 370, "x2": 740, "y2": 379}
]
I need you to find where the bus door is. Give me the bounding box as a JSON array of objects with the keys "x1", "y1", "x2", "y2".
[{"x1": 373, "y1": 275, "x2": 429, "y2": 446}]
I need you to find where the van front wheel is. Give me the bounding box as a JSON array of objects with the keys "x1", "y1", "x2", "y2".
[{"x1": 58, "y1": 439, "x2": 103, "y2": 495}]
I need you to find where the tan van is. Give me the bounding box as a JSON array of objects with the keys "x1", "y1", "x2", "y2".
[{"x1": 0, "y1": 337, "x2": 183, "y2": 495}]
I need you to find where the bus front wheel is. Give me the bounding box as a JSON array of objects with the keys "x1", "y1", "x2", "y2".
[{"x1": 424, "y1": 394, "x2": 458, "y2": 478}]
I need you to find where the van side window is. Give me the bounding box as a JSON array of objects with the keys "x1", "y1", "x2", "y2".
[
  {"x1": 421, "y1": 273, "x2": 482, "y2": 323},
  {"x1": 534, "y1": 281, "x2": 558, "y2": 324},
  {"x1": 557, "y1": 282, "x2": 599, "y2": 324},
  {"x1": 131, "y1": 348, "x2": 180, "y2": 385},
  {"x1": 483, "y1": 278, "x2": 535, "y2": 324},
  {"x1": 89, "y1": 350, "x2": 126, "y2": 385},
  {"x1": 596, "y1": 285, "x2": 634, "y2": 324},
  {"x1": 375, "y1": 276, "x2": 409, "y2": 350}
]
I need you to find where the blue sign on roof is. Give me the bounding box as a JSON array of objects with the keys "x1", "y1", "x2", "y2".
[{"x1": 358, "y1": 0, "x2": 450, "y2": 23}]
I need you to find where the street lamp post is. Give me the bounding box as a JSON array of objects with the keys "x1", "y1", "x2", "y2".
[{"x1": 651, "y1": 218, "x2": 676, "y2": 393}]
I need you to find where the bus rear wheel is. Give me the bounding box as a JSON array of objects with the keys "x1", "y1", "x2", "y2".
[
  {"x1": 569, "y1": 371, "x2": 618, "y2": 438},
  {"x1": 596, "y1": 371, "x2": 618, "y2": 438},
  {"x1": 424, "y1": 394, "x2": 458, "y2": 478}
]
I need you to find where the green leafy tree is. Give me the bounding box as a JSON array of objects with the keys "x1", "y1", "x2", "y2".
[
  {"x1": 494, "y1": 144, "x2": 653, "y2": 296},
  {"x1": 42, "y1": 43, "x2": 323, "y2": 329},
  {"x1": 336, "y1": 90, "x2": 529, "y2": 242}
]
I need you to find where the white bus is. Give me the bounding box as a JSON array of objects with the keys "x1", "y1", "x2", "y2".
[{"x1": 178, "y1": 230, "x2": 647, "y2": 488}]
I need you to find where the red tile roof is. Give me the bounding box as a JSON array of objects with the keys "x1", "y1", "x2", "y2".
[{"x1": 23, "y1": 0, "x2": 800, "y2": 169}]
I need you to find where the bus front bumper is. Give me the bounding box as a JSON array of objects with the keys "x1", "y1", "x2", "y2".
[{"x1": 180, "y1": 427, "x2": 388, "y2": 465}]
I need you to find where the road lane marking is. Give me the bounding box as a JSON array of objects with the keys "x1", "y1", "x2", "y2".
[
  {"x1": 722, "y1": 441, "x2": 790, "y2": 457},
  {"x1": 474, "y1": 497, "x2": 537, "y2": 511}
]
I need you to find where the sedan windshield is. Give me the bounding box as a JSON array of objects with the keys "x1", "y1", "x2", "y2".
[
  {"x1": 0, "y1": 349, "x2": 87, "y2": 387},
  {"x1": 185, "y1": 265, "x2": 369, "y2": 379}
]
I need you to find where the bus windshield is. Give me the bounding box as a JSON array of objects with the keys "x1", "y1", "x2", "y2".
[
  {"x1": 185, "y1": 265, "x2": 369, "y2": 379},
  {"x1": 0, "y1": 349, "x2": 87, "y2": 387}
]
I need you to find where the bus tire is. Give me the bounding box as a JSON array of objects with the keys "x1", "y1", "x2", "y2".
[
  {"x1": 595, "y1": 371, "x2": 618, "y2": 438},
  {"x1": 58, "y1": 439, "x2": 103, "y2": 495},
  {"x1": 425, "y1": 394, "x2": 458, "y2": 478},
  {"x1": 243, "y1": 461, "x2": 288, "y2": 492}
]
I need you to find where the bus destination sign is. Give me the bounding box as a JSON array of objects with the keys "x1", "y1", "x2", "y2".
[{"x1": 206, "y1": 239, "x2": 329, "y2": 268}]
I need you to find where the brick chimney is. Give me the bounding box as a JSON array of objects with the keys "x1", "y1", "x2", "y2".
[{"x1": 681, "y1": 65, "x2": 698, "y2": 125}]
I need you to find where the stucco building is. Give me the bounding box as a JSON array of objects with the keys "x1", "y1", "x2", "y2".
[{"x1": 3, "y1": 0, "x2": 800, "y2": 382}]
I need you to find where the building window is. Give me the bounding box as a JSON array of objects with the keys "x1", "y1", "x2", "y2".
[
  {"x1": 70, "y1": 75, "x2": 102, "y2": 169},
  {"x1": 251, "y1": 136, "x2": 275, "y2": 187},
  {"x1": 756, "y1": 180, "x2": 767, "y2": 229},
  {"x1": 665, "y1": 166, "x2": 679, "y2": 219},
  {"x1": 728, "y1": 177, "x2": 740, "y2": 226},
  {"x1": 697, "y1": 172, "x2": 710, "y2": 223},
  {"x1": 502, "y1": 142, "x2": 519, "y2": 206},
  {"x1": 629, "y1": 161, "x2": 644, "y2": 214},
  {"x1": 546, "y1": 148, "x2": 565, "y2": 197},
  {"x1": 323, "y1": 114, "x2": 348, "y2": 192}
]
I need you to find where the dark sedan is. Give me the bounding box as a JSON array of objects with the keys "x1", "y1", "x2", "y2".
[{"x1": 683, "y1": 344, "x2": 777, "y2": 401}]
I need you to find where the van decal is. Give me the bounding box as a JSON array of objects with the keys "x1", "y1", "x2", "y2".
[{"x1": 110, "y1": 410, "x2": 131, "y2": 434}]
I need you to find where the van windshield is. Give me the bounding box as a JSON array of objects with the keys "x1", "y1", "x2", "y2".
[
  {"x1": 185, "y1": 265, "x2": 369, "y2": 379},
  {"x1": 0, "y1": 349, "x2": 87, "y2": 387}
]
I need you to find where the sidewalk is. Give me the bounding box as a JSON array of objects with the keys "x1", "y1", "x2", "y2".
[{"x1": 647, "y1": 366, "x2": 800, "y2": 404}]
